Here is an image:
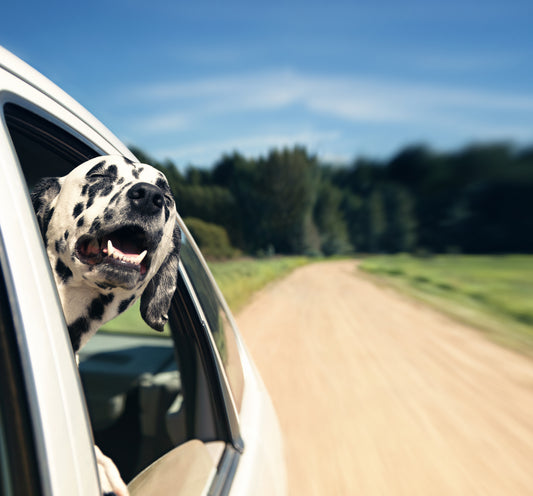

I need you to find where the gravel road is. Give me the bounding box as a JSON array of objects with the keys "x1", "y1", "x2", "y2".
[{"x1": 236, "y1": 260, "x2": 533, "y2": 496}]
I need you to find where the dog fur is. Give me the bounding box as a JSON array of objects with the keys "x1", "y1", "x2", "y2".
[{"x1": 31, "y1": 155, "x2": 181, "y2": 496}]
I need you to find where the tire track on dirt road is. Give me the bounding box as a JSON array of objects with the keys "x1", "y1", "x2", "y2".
[{"x1": 236, "y1": 260, "x2": 533, "y2": 496}]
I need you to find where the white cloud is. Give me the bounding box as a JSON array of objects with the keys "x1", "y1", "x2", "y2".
[{"x1": 128, "y1": 69, "x2": 533, "y2": 134}]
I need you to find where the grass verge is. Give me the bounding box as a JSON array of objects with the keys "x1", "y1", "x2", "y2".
[
  {"x1": 208, "y1": 256, "x2": 311, "y2": 313},
  {"x1": 359, "y1": 254, "x2": 533, "y2": 353}
]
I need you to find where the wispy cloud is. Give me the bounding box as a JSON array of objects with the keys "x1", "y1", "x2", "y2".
[{"x1": 127, "y1": 69, "x2": 533, "y2": 133}]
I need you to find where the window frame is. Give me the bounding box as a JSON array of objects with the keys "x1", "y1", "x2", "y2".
[{"x1": 1, "y1": 95, "x2": 244, "y2": 492}]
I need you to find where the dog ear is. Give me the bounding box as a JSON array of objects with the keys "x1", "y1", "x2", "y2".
[
  {"x1": 140, "y1": 224, "x2": 181, "y2": 332},
  {"x1": 31, "y1": 177, "x2": 61, "y2": 239}
]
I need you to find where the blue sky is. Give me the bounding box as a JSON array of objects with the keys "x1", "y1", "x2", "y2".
[{"x1": 2, "y1": 0, "x2": 533, "y2": 168}]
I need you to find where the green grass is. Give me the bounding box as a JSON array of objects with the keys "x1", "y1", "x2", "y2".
[
  {"x1": 359, "y1": 254, "x2": 533, "y2": 352},
  {"x1": 208, "y1": 256, "x2": 311, "y2": 312},
  {"x1": 101, "y1": 256, "x2": 311, "y2": 335}
]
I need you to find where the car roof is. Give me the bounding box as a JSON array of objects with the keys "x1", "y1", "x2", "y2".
[{"x1": 0, "y1": 45, "x2": 135, "y2": 160}]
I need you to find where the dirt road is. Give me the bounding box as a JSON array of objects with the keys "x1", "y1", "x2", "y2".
[{"x1": 236, "y1": 260, "x2": 533, "y2": 496}]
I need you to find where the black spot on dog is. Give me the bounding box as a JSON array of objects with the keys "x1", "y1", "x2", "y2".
[
  {"x1": 104, "y1": 208, "x2": 114, "y2": 222},
  {"x1": 90, "y1": 217, "x2": 102, "y2": 233},
  {"x1": 81, "y1": 184, "x2": 89, "y2": 196},
  {"x1": 164, "y1": 205, "x2": 170, "y2": 222},
  {"x1": 55, "y1": 258, "x2": 73, "y2": 283},
  {"x1": 107, "y1": 164, "x2": 118, "y2": 182},
  {"x1": 100, "y1": 183, "x2": 114, "y2": 197},
  {"x1": 109, "y1": 191, "x2": 121, "y2": 204},
  {"x1": 117, "y1": 177, "x2": 125, "y2": 185},
  {"x1": 68, "y1": 317, "x2": 89, "y2": 352},
  {"x1": 88, "y1": 293, "x2": 115, "y2": 321},
  {"x1": 77, "y1": 216, "x2": 85, "y2": 228},
  {"x1": 55, "y1": 239, "x2": 66, "y2": 254},
  {"x1": 156, "y1": 178, "x2": 170, "y2": 192},
  {"x1": 119, "y1": 295, "x2": 136, "y2": 314},
  {"x1": 132, "y1": 168, "x2": 140, "y2": 179},
  {"x1": 41, "y1": 206, "x2": 55, "y2": 243},
  {"x1": 72, "y1": 202, "x2": 84, "y2": 219},
  {"x1": 86, "y1": 161, "x2": 106, "y2": 178},
  {"x1": 64, "y1": 230, "x2": 69, "y2": 240}
]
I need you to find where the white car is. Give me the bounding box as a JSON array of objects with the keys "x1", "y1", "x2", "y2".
[{"x1": 0, "y1": 46, "x2": 287, "y2": 496}]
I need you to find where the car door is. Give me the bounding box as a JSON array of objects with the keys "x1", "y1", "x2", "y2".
[{"x1": 0, "y1": 71, "x2": 245, "y2": 494}]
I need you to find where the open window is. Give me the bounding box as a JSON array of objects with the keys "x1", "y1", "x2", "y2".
[{"x1": 2, "y1": 101, "x2": 243, "y2": 493}]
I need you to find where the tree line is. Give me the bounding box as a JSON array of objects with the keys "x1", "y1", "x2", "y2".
[{"x1": 131, "y1": 142, "x2": 533, "y2": 257}]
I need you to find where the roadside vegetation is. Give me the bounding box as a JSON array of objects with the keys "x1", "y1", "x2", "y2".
[
  {"x1": 208, "y1": 256, "x2": 310, "y2": 312},
  {"x1": 132, "y1": 142, "x2": 533, "y2": 259},
  {"x1": 359, "y1": 255, "x2": 533, "y2": 352}
]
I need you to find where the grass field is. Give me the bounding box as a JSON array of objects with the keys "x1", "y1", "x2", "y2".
[
  {"x1": 359, "y1": 255, "x2": 533, "y2": 352},
  {"x1": 101, "y1": 256, "x2": 310, "y2": 334},
  {"x1": 208, "y1": 256, "x2": 310, "y2": 312}
]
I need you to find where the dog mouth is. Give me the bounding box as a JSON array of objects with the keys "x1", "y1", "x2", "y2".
[{"x1": 75, "y1": 226, "x2": 150, "y2": 276}]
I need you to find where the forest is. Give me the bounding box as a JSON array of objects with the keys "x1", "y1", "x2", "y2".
[{"x1": 131, "y1": 142, "x2": 533, "y2": 258}]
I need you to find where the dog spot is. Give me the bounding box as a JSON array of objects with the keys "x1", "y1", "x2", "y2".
[
  {"x1": 119, "y1": 295, "x2": 136, "y2": 314},
  {"x1": 72, "y1": 202, "x2": 84, "y2": 219},
  {"x1": 117, "y1": 177, "x2": 125, "y2": 185},
  {"x1": 106, "y1": 164, "x2": 118, "y2": 182},
  {"x1": 77, "y1": 216, "x2": 85, "y2": 228},
  {"x1": 164, "y1": 205, "x2": 170, "y2": 222},
  {"x1": 90, "y1": 217, "x2": 102, "y2": 233},
  {"x1": 104, "y1": 208, "x2": 114, "y2": 222},
  {"x1": 55, "y1": 238, "x2": 66, "y2": 254},
  {"x1": 64, "y1": 230, "x2": 69, "y2": 240},
  {"x1": 41, "y1": 206, "x2": 55, "y2": 242},
  {"x1": 88, "y1": 293, "x2": 115, "y2": 321},
  {"x1": 68, "y1": 317, "x2": 89, "y2": 352},
  {"x1": 109, "y1": 191, "x2": 121, "y2": 204},
  {"x1": 132, "y1": 168, "x2": 140, "y2": 179},
  {"x1": 86, "y1": 160, "x2": 106, "y2": 178},
  {"x1": 156, "y1": 178, "x2": 170, "y2": 192},
  {"x1": 101, "y1": 184, "x2": 114, "y2": 196},
  {"x1": 55, "y1": 258, "x2": 73, "y2": 283},
  {"x1": 81, "y1": 184, "x2": 89, "y2": 196}
]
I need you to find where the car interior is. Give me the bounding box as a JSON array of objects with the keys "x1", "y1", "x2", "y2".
[{"x1": 3, "y1": 101, "x2": 244, "y2": 492}]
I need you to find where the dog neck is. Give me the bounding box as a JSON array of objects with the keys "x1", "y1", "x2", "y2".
[{"x1": 55, "y1": 282, "x2": 135, "y2": 352}]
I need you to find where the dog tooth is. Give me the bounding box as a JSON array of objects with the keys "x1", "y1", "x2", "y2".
[
  {"x1": 107, "y1": 240, "x2": 115, "y2": 256},
  {"x1": 136, "y1": 250, "x2": 148, "y2": 264}
]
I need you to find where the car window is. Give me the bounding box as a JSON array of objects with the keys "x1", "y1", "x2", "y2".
[{"x1": 2, "y1": 101, "x2": 240, "y2": 493}]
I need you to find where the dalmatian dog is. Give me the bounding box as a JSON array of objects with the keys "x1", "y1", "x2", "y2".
[{"x1": 31, "y1": 155, "x2": 181, "y2": 496}]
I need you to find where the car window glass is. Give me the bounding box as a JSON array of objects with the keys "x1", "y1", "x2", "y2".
[{"x1": 179, "y1": 235, "x2": 244, "y2": 411}]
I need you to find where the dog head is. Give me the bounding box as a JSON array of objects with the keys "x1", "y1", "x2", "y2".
[{"x1": 31, "y1": 155, "x2": 181, "y2": 351}]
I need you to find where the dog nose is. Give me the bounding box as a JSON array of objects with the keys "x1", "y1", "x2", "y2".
[{"x1": 127, "y1": 183, "x2": 164, "y2": 215}]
